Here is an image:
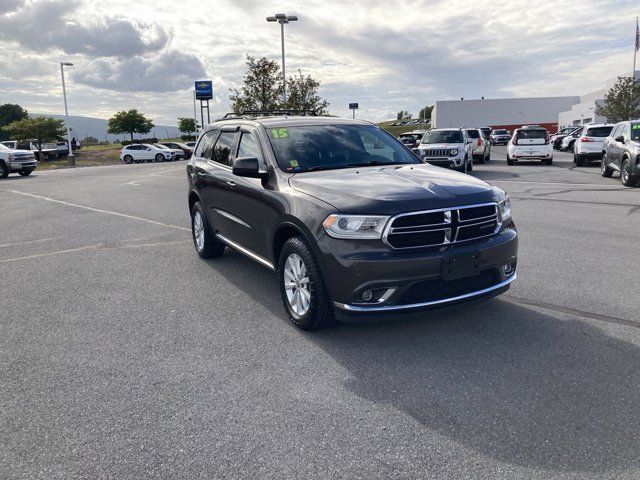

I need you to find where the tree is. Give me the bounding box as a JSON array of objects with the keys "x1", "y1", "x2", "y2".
[
  {"x1": 2, "y1": 116, "x2": 66, "y2": 160},
  {"x1": 285, "y1": 70, "x2": 330, "y2": 115},
  {"x1": 177, "y1": 117, "x2": 198, "y2": 137},
  {"x1": 230, "y1": 56, "x2": 284, "y2": 114},
  {"x1": 107, "y1": 109, "x2": 154, "y2": 143},
  {"x1": 418, "y1": 105, "x2": 433, "y2": 122},
  {"x1": 595, "y1": 76, "x2": 640, "y2": 123},
  {"x1": 0, "y1": 104, "x2": 28, "y2": 141},
  {"x1": 396, "y1": 110, "x2": 412, "y2": 120},
  {"x1": 83, "y1": 136, "x2": 99, "y2": 145}
]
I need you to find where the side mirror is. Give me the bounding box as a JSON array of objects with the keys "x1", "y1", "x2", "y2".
[
  {"x1": 466, "y1": 139, "x2": 473, "y2": 144},
  {"x1": 615, "y1": 135, "x2": 625, "y2": 143},
  {"x1": 232, "y1": 157, "x2": 268, "y2": 179},
  {"x1": 146, "y1": 147, "x2": 151, "y2": 151}
]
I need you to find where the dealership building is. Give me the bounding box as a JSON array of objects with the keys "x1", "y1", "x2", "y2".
[{"x1": 432, "y1": 70, "x2": 639, "y2": 131}]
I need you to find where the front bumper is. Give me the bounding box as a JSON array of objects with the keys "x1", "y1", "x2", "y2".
[
  {"x1": 8, "y1": 160, "x2": 37, "y2": 172},
  {"x1": 318, "y1": 226, "x2": 518, "y2": 315}
]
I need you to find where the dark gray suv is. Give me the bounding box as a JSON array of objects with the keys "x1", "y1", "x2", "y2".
[
  {"x1": 602, "y1": 120, "x2": 640, "y2": 187},
  {"x1": 187, "y1": 113, "x2": 518, "y2": 330}
]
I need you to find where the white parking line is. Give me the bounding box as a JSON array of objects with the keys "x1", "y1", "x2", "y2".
[
  {"x1": 0, "y1": 236, "x2": 68, "y2": 248},
  {"x1": 0, "y1": 189, "x2": 190, "y2": 232}
]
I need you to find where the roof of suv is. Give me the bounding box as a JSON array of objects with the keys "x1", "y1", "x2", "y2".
[{"x1": 206, "y1": 116, "x2": 372, "y2": 130}]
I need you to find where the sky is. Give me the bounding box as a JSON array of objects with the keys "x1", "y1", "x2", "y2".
[{"x1": 0, "y1": 0, "x2": 638, "y2": 125}]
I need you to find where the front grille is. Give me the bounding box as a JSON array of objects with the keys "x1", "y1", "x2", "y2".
[
  {"x1": 384, "y1": 203, "x2": 500, "y2": 249},
  {"x1": 421, "y1": 148, "x2": 454, "y2": 157}
]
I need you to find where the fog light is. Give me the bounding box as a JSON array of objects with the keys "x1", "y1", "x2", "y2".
[
  {"x1": 362, "y1": 290, "x2": 373, "y2": 301},
  {"x1": 503, "y1": 263, "x2": 515, "y2": 276}
]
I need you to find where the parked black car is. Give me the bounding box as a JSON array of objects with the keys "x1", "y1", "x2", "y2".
[
  {"x1": 602, "y1": 120, "x2": 640, "y2": 187},
  {"x1": 187, "y1": 114, "x2": 518, "y2": 330}
]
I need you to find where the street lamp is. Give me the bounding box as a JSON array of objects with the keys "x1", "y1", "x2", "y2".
[
  {"x1": 266, "y1": 13, "x2": 298, "y2": 104},
  {"x1": 60, "y1": 62, "x2": 74, "y2": 166}
]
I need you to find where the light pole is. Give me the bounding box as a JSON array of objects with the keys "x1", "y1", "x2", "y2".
[
  {"x1": 266, "y1": 13, "x2": 298, "y2": 104},
  {"x1": 60, "y1": 62, "x2": 74, "y2": 166}
]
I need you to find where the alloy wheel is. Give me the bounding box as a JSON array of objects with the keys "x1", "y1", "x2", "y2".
[
  {"x1": 193, "y1": 211, "x2": 205, "y2": 251},
  {"x1": 284, "y1": 253, "x2": 311, "y2": 316}
]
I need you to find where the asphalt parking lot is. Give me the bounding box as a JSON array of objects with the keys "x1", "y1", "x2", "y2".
[{"x1": 1, "y1": 146, "x2": 639, "y2": 479}]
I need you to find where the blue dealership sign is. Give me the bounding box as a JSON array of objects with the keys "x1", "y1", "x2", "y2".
[{"x1": 195, "y1": 81, "x2": 213, "y2": 100}]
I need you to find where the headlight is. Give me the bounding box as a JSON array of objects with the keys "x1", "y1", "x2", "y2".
[
  {"x1": 323, "y1": 214, "x2": 390, "y2": 239},
  {"x1": 449, "y1": 149, "x2": 458, "y2": 156},
  {"x1": 498, "y1": 196, "x2": 511, "y2": 222}
]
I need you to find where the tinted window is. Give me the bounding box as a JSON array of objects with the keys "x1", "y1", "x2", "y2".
[
  {"x1": 195, "y1": 130, "x2": 218, "y2": 158},
  {"x1": 237, "y1": 132, "x2": 263, "y2": 161},
  {"x1": 620, "y1": 124, "x2": 630, "y2": 141},
  {"x1": 267, "y1": 124, "x2": 419, "y2": 173},
  {"x1": 211, "y1": 132, "x2": 235, "y2": 166},
  {"x1": 425, "y1": 130, "x2": 463, "y2": 144},
  {"x1": 631, "y1": 123, "x2": 640, "y2": 141},
  {"x1": 516, "y1": 129, "x2": 546, "y2": 140},
  {"x1": 584, "y1": 126, "x2": 613, "y2": 137},
  {"x1": 465, "y1": 130, "x2": 480, "y2": 138},
  {"x1": 493, "y1": 130, "x2": 509, "y2": 135}
]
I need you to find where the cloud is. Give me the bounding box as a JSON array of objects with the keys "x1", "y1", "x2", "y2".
[
  {"x1": 0, "y1": 0, "x2": 170, "y2": 57},
  {"x1": 71, "y1": 50, "x2": 206, "y2": 93}
]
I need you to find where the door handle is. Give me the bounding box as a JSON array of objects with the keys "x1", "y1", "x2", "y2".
[{"x1": 226, "y1": 181, "x2": 236, "y2": 187}]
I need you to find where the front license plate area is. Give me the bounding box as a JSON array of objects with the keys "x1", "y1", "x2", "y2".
[{"x1": 442, "y1": 252, "x2": 481, "y2": 281}]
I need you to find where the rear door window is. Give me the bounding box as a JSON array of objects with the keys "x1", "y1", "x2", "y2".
[{"x1": 211, "y1": 132, "x2": 236, "y2": 167}]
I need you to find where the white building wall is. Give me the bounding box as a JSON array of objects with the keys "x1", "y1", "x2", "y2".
[{"x1": 432, "y1": 96, "x2": 580, "y2": 128}]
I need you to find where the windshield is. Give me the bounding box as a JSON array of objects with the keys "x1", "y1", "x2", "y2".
[
  {"x1": 493, "y1": 130, "x2": 509, "y2": 135},
  {"x1": 0, "y1": 144, "x2": 9, "y2": 151},
  {"x1": 630, "y1": 123, "x2": 640, "y2": 141},
  {"x1": 516, "y1": 129, "x2": 546, "y2": 139},
  {"x1": 465, "y1": 130, "x2": 480, "y2": 138},
  {"x1": 585, "y1": 126, "x2": 613, "y2": 138},
  {"x1": 154, "y1": 144, "x2": 169, "y2": 149},
  {"x1": 425, "y1": 130, "x2": 463, "y2": 144},
  {"x1": 267, "y1": 124, "x2": 419, "y2": 173}
]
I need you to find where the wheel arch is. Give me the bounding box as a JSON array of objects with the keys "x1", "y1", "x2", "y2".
[
  {"x1": 188, "y1": 189, "x2": 201, "y2": 213},
  {"x1": 271, "y1": 219, "x2": 325, "y2": 274}
]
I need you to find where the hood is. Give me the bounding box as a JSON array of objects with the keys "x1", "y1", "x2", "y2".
[
  {"x1": 419, "y1": 143, "x2": 464, "y2": 149},
  {"x1": 288, "y1": 164, "x2": 499, "y2": 215}
]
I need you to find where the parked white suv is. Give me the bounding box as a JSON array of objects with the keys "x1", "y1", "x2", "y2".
[
  {"x1": 507, "y1": 126, "x2": 553, "y2": 165},
  {"x1": 464, "y1": 128, "x2": 491, "y2": 164},
  {"x1": 417, "y1": 128, "x2": 473, "y2": 173},
  {"x1": 119, "y1": 143, "x2": 175, "y2": 164},
  {"x1": 573, "y1": 124, "x2": 614, "y2": 166}
]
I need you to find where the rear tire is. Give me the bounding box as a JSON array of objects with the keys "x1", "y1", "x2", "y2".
[
  {"x1": 485, "y1": 151, "x2": 490, "y2": 162},
  {"x1": 191, "y1": 201, "x2": 226, "y2": 259},
  {"x1": 18, "y1": 168, "x2": 33, "y2": 176},
  {"x1": 543, "y1": 157, "x2": 553, "y2": 165},
  {"x1": 601, "y1": 153, "x2": 613, "y2": 177},
  {"x1": 575, "y1": 153, "x2": 584, "y2": 167},
  {"x1": 507, "y1": 155, "x2": 514, "y2": 166},
  {"x1": 278, "y1": 237, "x2": 335, "y2": 331},
  {"x1": 0, "y1": 161, "x2": 8, "y2": 179}
]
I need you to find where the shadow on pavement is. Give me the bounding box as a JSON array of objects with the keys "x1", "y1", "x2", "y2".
[{"x1": 210, "y1": 249, "x2": 640, "y2": 475}]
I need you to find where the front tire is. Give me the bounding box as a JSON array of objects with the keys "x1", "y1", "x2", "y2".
[
  {"x1": 621, "y1": 158, "x2": 638, "y2": 187},
  {"x1": 123, "y1": 155, "x2": 133, "y2": 164},
  {"x1": 191, "y1": 201, "x2": 226, "y2": 259},
  {"x1": 18, "y1": 168, "x2": 33, "y2": 176},
  {"x1": 278, "y1": 237, "x2": 334, "y2": 331},
  {"x1": 601, "y1": 153, "x2": 613, "y2": 177},
  {"x1": 155, "y1": 154, "x2": 164, "y2": 162}
]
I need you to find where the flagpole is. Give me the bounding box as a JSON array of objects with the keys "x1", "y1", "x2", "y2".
[{"x1": 634, "y1": 16, "x2": 638, "y2": 79}]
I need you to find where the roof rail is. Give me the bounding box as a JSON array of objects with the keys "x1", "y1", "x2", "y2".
[{"x1": 240, "y1": 109, "x2": 319, "y2": 117}]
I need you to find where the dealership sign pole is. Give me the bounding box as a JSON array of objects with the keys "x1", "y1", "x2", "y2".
[
  {"x1": 195, "y1": 81, "x2": 213, "y2": 128},
  {"x1": 349, "y1": 103, "x2": 359, "y2": 119}
]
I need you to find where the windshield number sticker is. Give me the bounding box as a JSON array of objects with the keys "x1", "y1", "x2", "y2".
[
  {"x1": 289, "y1": 160, "x2": 299, "y2": 167},
  {"x1": 271, "y1": 128, "x2": 288, "y2": 139}
]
